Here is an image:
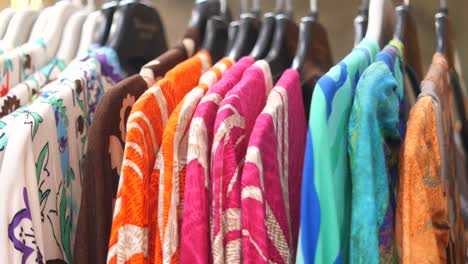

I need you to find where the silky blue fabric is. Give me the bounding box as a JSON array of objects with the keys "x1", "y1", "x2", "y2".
[
  {"x1": 296, "y1": 38, "x2": 379, "y2": 264},
  {"x1": 347, "y1": 41, "x2": 404, "y2": 263}
]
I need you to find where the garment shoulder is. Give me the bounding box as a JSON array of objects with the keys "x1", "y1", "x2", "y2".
[{"x1": 407, "y1": 97, "x2": 437, "y2": 134}]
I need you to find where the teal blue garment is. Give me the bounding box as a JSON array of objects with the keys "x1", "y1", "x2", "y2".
[
  {"x1": 296, "y1": 38, "x2": 379, "y2": 264},
  {"x1": 348, "y1": 41, "x2": 405, "y2": 263}
]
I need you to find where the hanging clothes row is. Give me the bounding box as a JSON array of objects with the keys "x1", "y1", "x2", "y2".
[{"x1": 0, "y1": 0, "x2": 466, "y2": 263}]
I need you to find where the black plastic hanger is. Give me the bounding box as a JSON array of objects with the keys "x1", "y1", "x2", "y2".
[
  {"x1": 265, "y1": 14, "x2": 298, "y2": 80},
  {"x1": 227, "y1": 0, "x2": 261, "y2": 61},
  {"x1": 291, "y1": 0, "x2": 333, "y2": 120},
  {"x1": 92, "y1": 0, "x2": 120, "y2": 45},
  {"x1": 202, "y1": 17, "x2": 229, "y2": 63},
  {"x1": 201, "y1": 0, "x2": 230, "y2": 63},
  {"x1": 291, "y1": 13, "x2": 332, "y2": 74},
  {"x1": 435, "y1": 2, "x2": 468, "y2": 151},
  {"x1": 249, "y1": 12, "x2": 276, "y2": 60},
  {"x1": 393, "y1": 4, "x2": 407, "y2": 42},
  {"x1": 353, "y1": 2, "x2": 368, "y2": 46},
  {"x1": 265, "y1": 0, "x2": 298, "y2": 80},
  {"x1": 435, "y1": 10, "x2": 448, "y2": 55},
  {"x1": 249, "y1": 0, "x2": 284, "y2": 60},
  {"x1": 226, "y1": 21, "x2": 239, "y2": 54},
  {"x1": 105, "y1": 0, "x2": 168, "y2": 77},
  {"x1": 394, "y1": 1, "x2": 424, "y2": 98},
  {"x1": 188, "y1": 0, "x2": 228, "y2": 49}
]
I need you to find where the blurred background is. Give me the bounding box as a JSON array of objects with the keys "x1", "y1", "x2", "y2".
[
  {"x1": 2, "y1": 0, "x2": 467, "y2": 89},
  {"x1": 151, "y1": 0, "x2": 468, "y2": 91}
]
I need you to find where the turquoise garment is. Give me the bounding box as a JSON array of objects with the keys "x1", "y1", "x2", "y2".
[
  {"x1": 296, "y1": 38, "x2": 379, "y2": 264},
  {"x1": 348, "y1": 41, "x2": 404, "y2": 263}
]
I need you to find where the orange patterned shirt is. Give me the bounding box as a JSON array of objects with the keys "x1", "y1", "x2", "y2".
[
  {"x1": 396, "y1": 53, "x2": 465, "y2": 263},
  {"x1": 107, "y1": 51, "x2": 211, "y2": 264},
  {"x1": 153, "y1": 58, "x2": 233, "y2": 264}
]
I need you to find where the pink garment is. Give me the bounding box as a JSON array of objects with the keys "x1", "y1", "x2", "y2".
[
  {"x1": 180, "y1": 57, "x2": 255, "y2": 264},
  {"x1": 240, "y1": 69, "x2": 307, "y2": 263},
  {"x1": 211, "y1": 61, "x2": 273, "y2": 263}
]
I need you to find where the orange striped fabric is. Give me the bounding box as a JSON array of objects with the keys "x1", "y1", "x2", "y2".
[
  {"x1": 107, "y1": 51, "x2": 211, "y2": 264},
  {"x1": 153, "y1": 58, "x2": 233, "y2": 264}
]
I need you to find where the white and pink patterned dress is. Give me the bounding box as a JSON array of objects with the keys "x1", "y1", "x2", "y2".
[
  {"x1": 240, "y1": 69, "x2": 307, "y2": 264},
  {"x1": 180, "y1": 57, "x2": 254, "y2": 264},
  {"x1": 211, "y1": 61, "x2": 273, "y2": 264}
]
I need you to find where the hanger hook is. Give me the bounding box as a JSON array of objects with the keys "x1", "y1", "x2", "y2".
[
  {"x1": 360, "y1": 0, "x2": 369, "y2": 10},
  {"x1": 240, "y1": 0, "x2": 248, "y2": 13},
  {"x1": 220, "y1": 0, "x2": 227, "y2": 16},
  {"x1": 310, "y1": 0, "x2": 317, "y2": 14},
  {"x1": 275, "y1": 0, "x2": 282, "y2": 13},
  {"x1": 275, "y1": 0, "x2": 293, "y2": 15},
  {"x1": 285, "y1": 0, "x2": 292, "y2": 15},
  {"x1": 252, "y1": 0, "x2": 260, "y2": 13},
  {"x1": 440, "y1": 0, "x2": 447, "y2": 11}
]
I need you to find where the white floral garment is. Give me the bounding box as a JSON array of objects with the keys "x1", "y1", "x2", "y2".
[
  {"x1": 0, "y1": 38, "x2": 49, "y2": 97},
  {"x1": 0, "y1": 47, "x2": 122, "y2": 263},
  {"x1": 0, "y1": 57, "x2": 66, "y2": 117}
]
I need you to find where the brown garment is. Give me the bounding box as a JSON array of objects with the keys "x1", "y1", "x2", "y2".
[
  {"x1": 297, "y1": 21, "x2": 333, "y2": 121},
  {"x1": 73, "y1": 28, "x2": 200, "y2": 264},
  {"x1": 73, "y1": 75, "x2": 147, "y2": 264},
  {"x1": 396, "y1": 53, "x2": 465, "y2": 263},
  {"x1": 401, "y1": 10, "x2": 424, "y2": 122}
]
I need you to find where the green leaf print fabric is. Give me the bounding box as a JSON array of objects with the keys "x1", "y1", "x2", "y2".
[
  {"x1": 0, "y1": 57, "x2": 67, "y2": 117},
  {"x1": 0, "y1": 38, "x2": 49, "y2": 97}
]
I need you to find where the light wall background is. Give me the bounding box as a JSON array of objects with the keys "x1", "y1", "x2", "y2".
[{"x1": 154, "y1": 0, "x2": 468, "y2": 89}]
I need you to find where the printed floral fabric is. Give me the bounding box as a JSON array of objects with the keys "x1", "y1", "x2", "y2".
[
  {"x1": 155, "y1": 58, "x2": 232, "y2": 264},
  {"x1": 0, "y1": 47, "x2": 122, "y2": 263},
  {"x1": 240, "y1": 69, "x2": 307, "y2": 264},
  {"x1": 211, "y1": 61, "x2": 273, "y2": 264},
  {"x1": 180, "y1": 57, "x2": 255, "y2": 264},
  {"x1": 396, "y1": 53, "x2": 466, "y2": 264},
  {"x1": 0, "y1": 57, "x2": 66, "y2": 117},
  {"x1": 347, "y1": 41, "x2": 404, "y2": 264},
  {"x1": 0, "y1": 38, "x2": 50, "y2": 96},
  {"x1": 107, "y1": 51, "x2": 211, "y2": 264},
  {"x1": 296, "y1": 38, "x2": 379, "y2": 264}
]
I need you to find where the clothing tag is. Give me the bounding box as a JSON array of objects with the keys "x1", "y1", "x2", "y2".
[{"x1": 133, "y1": 17, "x2": 160, "y2": 41}]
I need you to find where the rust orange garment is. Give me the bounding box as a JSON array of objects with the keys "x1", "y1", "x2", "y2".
[
  {"x1": 396, "y1": 53, "x2": 465, "y2": 263},
  {"x1": 107, "y1": 51, "x2": 211, "y2": 264},
  {"x1": 154, "y1": 58, "x2": 233, "y2": 264}
]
